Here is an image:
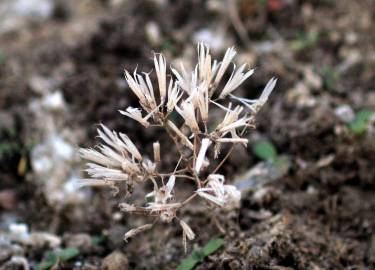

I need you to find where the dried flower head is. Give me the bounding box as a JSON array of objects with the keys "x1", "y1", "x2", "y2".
[{"x1": 79, "y1": 42, "x2": 276, "y2": 250}]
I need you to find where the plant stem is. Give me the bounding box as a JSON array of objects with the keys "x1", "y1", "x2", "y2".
[{"x1": 211, "y1": 126, "x2": 247, "y2": 174}]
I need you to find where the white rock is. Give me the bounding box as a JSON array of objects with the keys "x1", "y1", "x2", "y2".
[
  {"x1": 193, "y1": 28, "x2": 228, "y2": 52},
  {"x1": 334, "y1": 104, "x2": 355, "y2": 123},
  {"x1": 12, "y1": 0, "x2": 52, "y2": 18},
  {"x1": 0, "y1": 0, "x2": 53, "y2": 33},
  {"x1": 6, "y1": 255, "x2": 30, "y2": 270},
  {"x1": 31, "y1": 154, "x2": 53, "y2": 174},
  {"x1": 145, "y1": 22, "x2": 161, "y2": 46},
  {"x1": 9, "y1": 224, "x2": 30, "y2": 244},
  {"x1": 50, "y1": 136, "x2": 74, "y2": 160},
  {"x1": 63, "y1": 174, "x2": 89, "y2": 203},
  {"x1": 42, "y1": 92, "x2": 66, "y2": 111}
]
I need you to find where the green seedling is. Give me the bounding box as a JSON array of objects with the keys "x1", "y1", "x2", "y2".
[
  {"x1": 36, "y1": 248, "x2": 80, "y2": 270},
  {"x1": 252, "y1": 139, "x2": 277, "y2": 162},
  {"x1": 321, "y1": 65, "x2": 339, "y2": 91},
  {"x1": 348, "y1": 109, "x2": 374, "y2": 135},
  {"x1": 177, "y1": 238, "x2": 225, "y2": 270}
]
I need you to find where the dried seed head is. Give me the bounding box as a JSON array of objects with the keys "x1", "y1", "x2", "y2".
[
  {"x1": 78, "y1": 125, "x2": 148, "y2": 191},
  {"x1": 175, "y1": 100, "x2": 200, "y2": 133},
  {"x1": 124, "y1": 224, "x2": 153, "y2": 242},
  {"x1": 217, "y1": 115, "x2": 250, "y2": 134},
  {"x1": 197, "y1": 42, "x2": 213, "y2": 83},
  {"x1": 124, "y1": 70, "x2": 147, "y2": 105},
  {"x1": 97, "y1": 124, "x2": 142, "y2": 161},
  {"x1": 166, "y1": 79, "x2": 182, "y2": 112},
  {"x1": 196, "y1": 174, "x2": 241, "y2": 209},
  {"x1": 76, "y1": 179, "x2": 116, "y2": 189},
  {"x1": 195, "y1": 138, "x2": 212, "y2": 174},
  {"x1": 80, "y1": 42, "x2": 276, "y2": 248},
  {"x1": 180, "y1": 219, "x2": 195, "y2": 253},
  {"x1": 154, "y1": 53, "x2": 167, "y2": 103},
  {"x1": 119, "y1": 107, "x2": 150, "y2": 127},
  {"x1": 124, "y1": 70, "x2": 157, "y2": 112},
  {"x1": 219, "y1": 65, "x2": 254, "y2": 99},
  {"x1": 213, "y1": 46, "x2": 237, "y2": 88},
  {"x1": 171, "y1": 65, "x2": 189, "y2": 93},
  {"x1": 149, "y1": 175, "x2": 175, "y2": 204},
  {"x1": 85, "y1": 163, "x2": 129, "y2": 181},
  {"x1": 153, "y1": 141, "x2": 161, "y2": 163},
  {"x1": 142, "y1": 159, "x2": 156, "y2": 174},
  {"x1": 196, "y1": 82, "x2": 209, "y2": 123},
  {"x1": 230, "y1": 77, "x2": 277, "y2": 113},
  {"x1": 180, "y1": 220, "x2": 195, "y2": 240}
]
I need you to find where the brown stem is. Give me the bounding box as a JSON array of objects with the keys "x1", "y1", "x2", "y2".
[
  {"x1": 158, "y1": 168, "x2": 188, "y2": 176},
  {"x1": 211, "y1": 126, "x2": 247, "y2": 174},
  {"x1": 181, "y1": 193, "x2": 198, "y2": 206},
  {"x1": 165, "y1": 123, "x2": 189, "y2": 161}
]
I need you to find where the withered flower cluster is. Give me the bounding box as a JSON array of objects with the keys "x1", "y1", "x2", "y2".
[{"x1": 79, "y1": 43, "x2": 276, "y2": 250}]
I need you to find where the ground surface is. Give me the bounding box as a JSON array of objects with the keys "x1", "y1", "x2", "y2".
[{"x1": 0, "y1": 0, "x2": 374, "y2": 269}]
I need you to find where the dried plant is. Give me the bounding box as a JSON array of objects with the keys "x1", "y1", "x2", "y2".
[{"x1": 79, "y1": 43, "x2": 276, "y2": 250}]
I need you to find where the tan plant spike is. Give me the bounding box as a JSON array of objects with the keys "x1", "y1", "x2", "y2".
[
  {"x1": 79, "y1": 42, "x2": 276, "y2": 250},
  {"x1": 153, "y1": 141, "x2": 161, "y2": 163}
]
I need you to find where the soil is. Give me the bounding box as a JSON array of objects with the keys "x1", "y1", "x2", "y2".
[{"x1": 0, "y1": 0, "x2": 374, "y2": 269}]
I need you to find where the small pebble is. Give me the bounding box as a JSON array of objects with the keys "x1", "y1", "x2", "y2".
[
  {"x1": 64, "y1": 233, "x2": 93, "y2": 253},
  {"x1": 1, "y1": 255, "x2": 29, "y2": 270},
  {"x1": 102, "y1": 250, "x2": 128, "y2": 270},
  {"x1": 145, "y1": 21, "x2": 161, "y2": 46},
  {"x1": 0, "y1": 243, "x2": 12, "y2": 263},
  {"x1": 334, "y1": 104, "x2": 355, "y2": 123}
]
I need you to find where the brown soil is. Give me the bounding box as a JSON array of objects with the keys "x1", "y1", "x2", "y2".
[{"x1": 0, "y1": 0, "x2": 374, "y2": 269}]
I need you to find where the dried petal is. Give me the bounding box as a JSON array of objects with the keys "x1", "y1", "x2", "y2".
[
  {"x1": 153, "y1": 141, "x2": 161, "y2": 163},
  {"x1": 124, "y1": 224, "x2": 153, "y2": 242},
  {"x1": 180, "y1": 220, "x2": 195, "y2": 240},
  {"x1": 195, "y1": 138, "x2": 212, "y2": 174}
]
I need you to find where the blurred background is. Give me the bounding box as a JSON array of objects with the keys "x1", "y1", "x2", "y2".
[{"x1": 0, "y1": 0, "x2": 374, "y2": 269}]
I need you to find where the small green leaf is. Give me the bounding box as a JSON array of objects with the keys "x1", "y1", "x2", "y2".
[
  {"x1": 177, "y1": 238, "x2": 225, "y2": 270},
  {"x1": 91, "y1": 235, "x2": 105, "y2": 245},
  {"x1": 252, "y1": 140, "x2": 277, "y2": 161},
  {"x1": 348, "y1": 110, "x2": 374, "y2": 135},
  {"x1": 321, "y1": 65, "x2": 339, "y2": 91},
  {"x1": 202, "y1": 238, "x2": 225, "y2": 256},
  {"x1": 177, "y1": 256, "x2": 199, "y2": 270},
  {"x1": 58, "y1": 248, "x2": 79, "y2": 261},
  {"x1": 191, "y1": 250, "x2": 205, "y2": 262},
  {"x1": 36, "y1": 248, "x2": 79, "y2": 270},
  {"x1": 36, "y1": 261, "x2": 56, "y2": 270}
]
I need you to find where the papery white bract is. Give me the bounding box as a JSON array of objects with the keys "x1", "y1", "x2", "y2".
[
  {"x1": 195, "y1": 138, "x2": 212, "y2": 174},
  {"x1": 196, "y1": 174, "x2": 241, "y2": 210},
  {"x1": 119, "y1": 107, "x2": 150, "y2": 127}
]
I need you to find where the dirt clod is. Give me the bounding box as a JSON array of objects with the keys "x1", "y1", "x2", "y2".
[{"x1": 101, "y1": 250, "x2": 129, "y2": 270}]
